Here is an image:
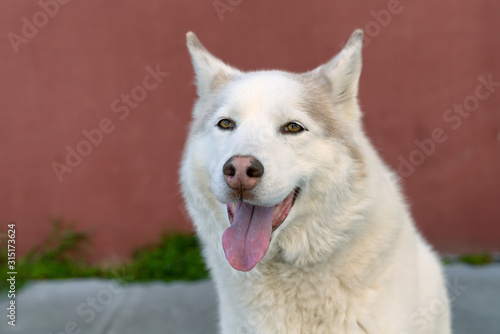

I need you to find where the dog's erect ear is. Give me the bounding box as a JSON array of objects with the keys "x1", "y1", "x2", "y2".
[
  {"x1": 186, "y1": 32, "x2": 240, "y2": 97},
  {"x1": 316, "y1": 30, "x2": 363, "y2": 106}
]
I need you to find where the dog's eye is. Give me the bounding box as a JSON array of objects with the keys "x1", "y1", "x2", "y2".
[
  {"x1": 281, "y1": 122, "x2": 305, "y2": 134},
  {"x1": 217, "y1": 119, "x2": 235, "y2": 130}
]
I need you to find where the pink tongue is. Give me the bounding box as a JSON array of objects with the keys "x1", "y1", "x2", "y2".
[{"x1": 222, "y1": 202, "x2": 274, "y2": 271}]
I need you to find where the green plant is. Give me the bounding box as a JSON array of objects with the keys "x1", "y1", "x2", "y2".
[
  {"x1": 459, "y1": 253, "x2": 493, "y2": 265},
  {"x1": 126, "y1": 233, "x2": 208, "y2": 282},
  {"x1": 0, "y1": 219, "x2": 208, "y2": 292},
  {"x1": 0, "y1": 219, "x2": 101, "y2": 291},
  {"x1": 20, "y1": 219, "x2": 99, "y2": 277}
]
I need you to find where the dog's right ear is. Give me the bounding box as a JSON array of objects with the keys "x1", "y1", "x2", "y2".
[{"x1": 186, "y1": 32, "x2": 240, "y2": 97}]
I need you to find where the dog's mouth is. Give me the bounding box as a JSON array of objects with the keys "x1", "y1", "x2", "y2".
[{"x1": 222, "y1": 188, "x2": 300, "y2": 272}]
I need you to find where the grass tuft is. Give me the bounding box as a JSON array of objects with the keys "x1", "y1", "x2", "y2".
[
  {"x1": 458, "y1": 253, "x2": 493, "y2": 266},
  {"x1": 0, "y1": 219, "x2": 208, "y2": 292}
]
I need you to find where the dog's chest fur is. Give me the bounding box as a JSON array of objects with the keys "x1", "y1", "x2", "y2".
[{"x1": 219, "y1": 261, "x2": 377, "y2": 334}]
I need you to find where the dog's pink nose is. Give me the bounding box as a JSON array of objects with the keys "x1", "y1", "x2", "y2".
[{"x1": 223, "y1": 156, "x2": 264, "y2": 190}]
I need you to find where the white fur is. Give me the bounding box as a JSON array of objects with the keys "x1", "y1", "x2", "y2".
[{"x1": 180, "y1": 30, "x2": 451, "y2": 334}]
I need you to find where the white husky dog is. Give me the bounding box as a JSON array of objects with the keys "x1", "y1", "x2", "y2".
[{"x1": 180, "y1": 30, "x2": 451, "y2": 334}]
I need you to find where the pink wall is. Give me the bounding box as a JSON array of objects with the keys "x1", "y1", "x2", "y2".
[{"x1": 1, "y1": 0, "x2": 499, "y2": 262}]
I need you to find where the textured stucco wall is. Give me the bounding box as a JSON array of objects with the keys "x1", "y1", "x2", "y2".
[{"x1": 1, "y1": 0, "x2": 499, "y2": 261}]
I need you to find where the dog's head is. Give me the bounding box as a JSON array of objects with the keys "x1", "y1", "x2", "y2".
[{"x1": 185, "y1": 31, "x2": 366, "y2": 271}]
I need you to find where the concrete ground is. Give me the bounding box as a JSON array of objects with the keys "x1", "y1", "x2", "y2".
[{"x1": 1, "y1": 263, "x2": 499, "y2": 334}]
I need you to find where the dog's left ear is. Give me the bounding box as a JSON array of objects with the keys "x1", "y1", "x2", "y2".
[
  {"x1": 186, "y1": 32, "x2": 241, "y2": 97},
  {"x1": 316, "y1": 30, "x2": 363, "y2": 106}
]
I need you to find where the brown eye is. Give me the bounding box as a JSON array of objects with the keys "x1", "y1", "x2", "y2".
[
  {"x1": 217, "y1": 119, "x2": 235, "y2": 130},
  {"x1": 281, "y1": 122, "x2": 305, "y2": 134}
]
